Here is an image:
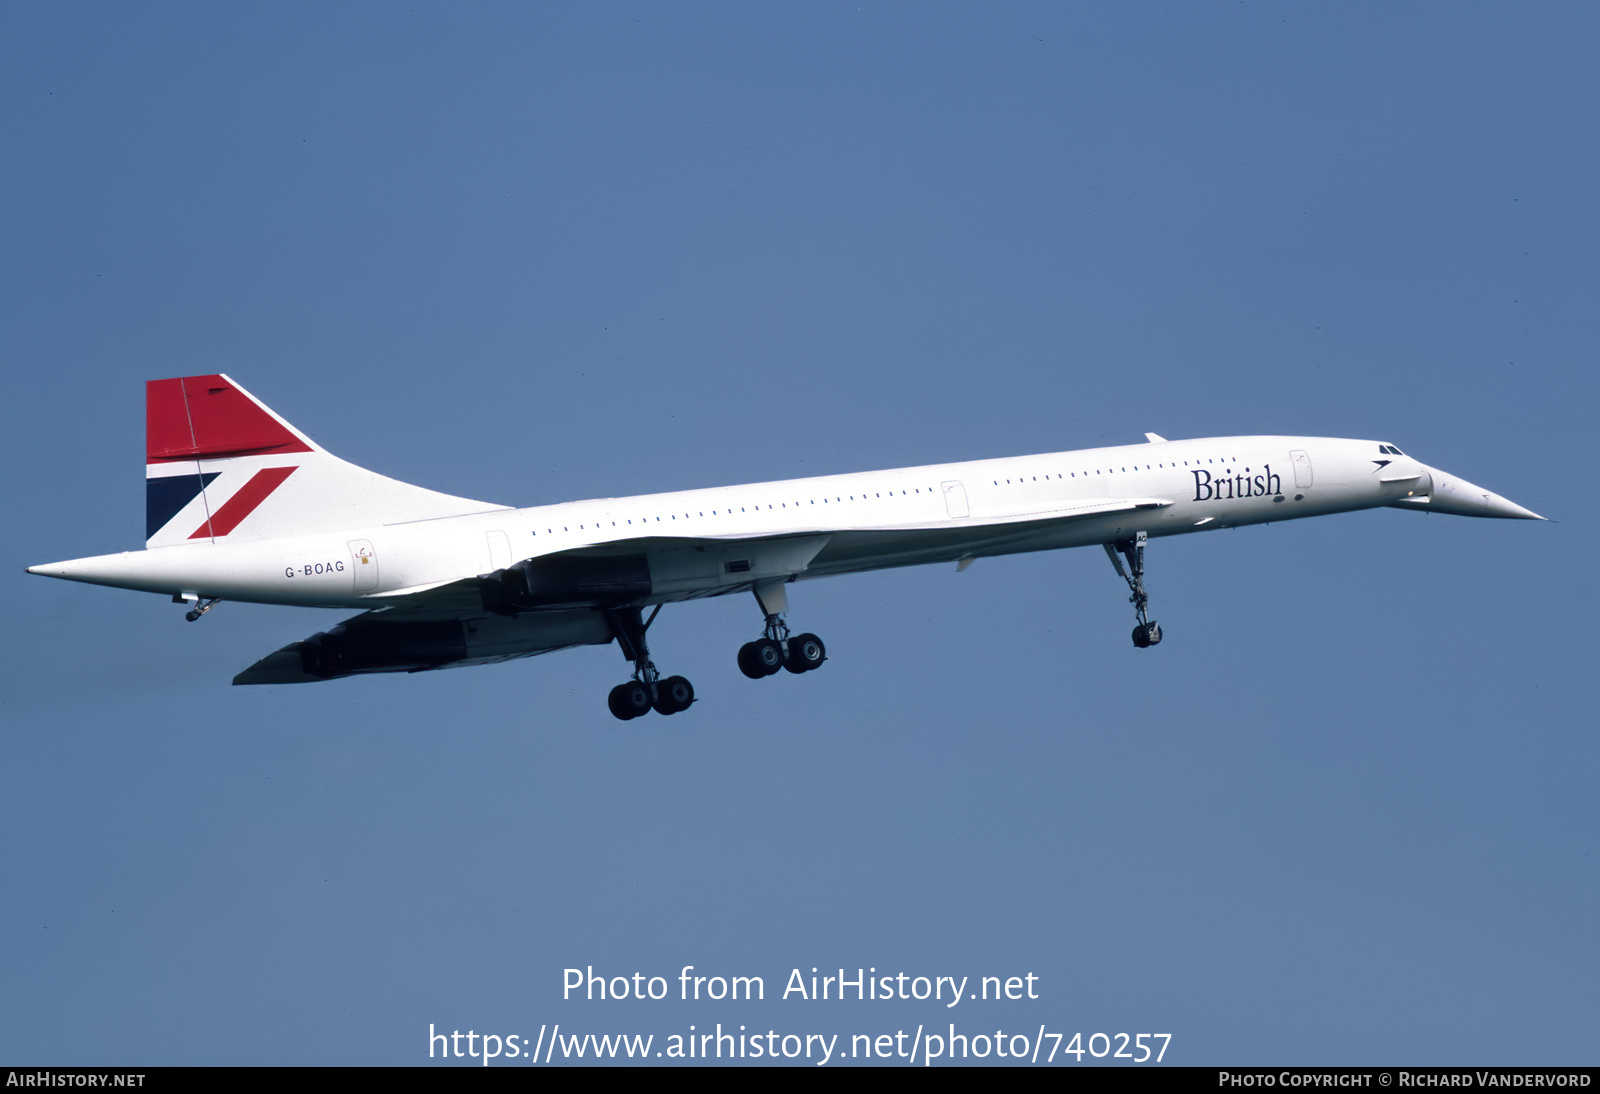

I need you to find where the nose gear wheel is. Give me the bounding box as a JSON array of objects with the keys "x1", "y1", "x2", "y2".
[{"x1": 1105, "y1": 532, "x2": 1162, "y2": 648}]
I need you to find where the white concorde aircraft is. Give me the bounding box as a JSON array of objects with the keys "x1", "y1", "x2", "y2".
[{"x1": 29, "y1": 375, "x2": 1542, "y2": 719}]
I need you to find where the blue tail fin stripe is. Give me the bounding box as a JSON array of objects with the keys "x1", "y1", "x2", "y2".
[{"x1": 146, "y1": 473, "x2": 220, "y2": 539}]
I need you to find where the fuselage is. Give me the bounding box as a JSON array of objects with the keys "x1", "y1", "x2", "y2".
[{"x1": 29, "y1": 435, "x2": 1470, "y2": 608}]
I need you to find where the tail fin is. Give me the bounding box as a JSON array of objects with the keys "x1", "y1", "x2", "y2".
[{"x1": 144, "y1": 375, "x2": 507, "y2": 547}]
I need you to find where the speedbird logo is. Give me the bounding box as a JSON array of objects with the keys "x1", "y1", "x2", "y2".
[{"x1": 1192, "y1": 465, "x2": 1281, "y2": 502}]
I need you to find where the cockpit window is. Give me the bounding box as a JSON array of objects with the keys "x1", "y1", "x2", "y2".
[{"x1": 1378, "y1": 444, "x2": 1406, "y2": 456}]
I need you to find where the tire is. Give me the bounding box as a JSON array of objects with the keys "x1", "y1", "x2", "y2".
[
  {"x1": 1131, "y1": 624, "x2": 1150, "y2": 648},
  {"x1": 737, "y1": 641, "x2": 767, "y2": 680},
  {"x1": 654, "y1": 675, "x2": 694, "y2": 715},
  {"x1": 784, "y1": 633, "x2": 826, "y2": 673},
  {"x1": 751, "y1": 638, "x2": 784, "y2": 676},
  {"x1": 1144, "y1": 621, "x2": 1162, "y2": 646},
  {"x1": 609, "y1": 681, "x2": 652, "y2": 720},
  {"x1": 608, "y1": 678, "x2": 652, "y2": 722}
]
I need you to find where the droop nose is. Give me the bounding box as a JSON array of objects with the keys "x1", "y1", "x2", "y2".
[{"x1": 1421, "y1": 467, "x2": 1544, "y2": 520}]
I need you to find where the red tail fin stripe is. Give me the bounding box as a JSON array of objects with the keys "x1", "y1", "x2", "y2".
[
  {"x1": 189, "y1": 466, "x2": 299, "y2": 540},
  {"x1": 148, "y1": 376, "x2": 312, "y2": 463}
]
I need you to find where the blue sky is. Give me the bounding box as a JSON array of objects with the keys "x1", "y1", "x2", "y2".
[{"x1": 2, "y1": 2, "x2": 1595, "y2": 1065}]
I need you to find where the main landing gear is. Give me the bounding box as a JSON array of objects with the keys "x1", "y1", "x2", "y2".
[
  {"x1": 737, "y1": 582, "x2": 826, "y2": 680},
  {"x1": 603, "y1": 606, "x2": 694, "y2": 721},
  {"x1": 1104, "y1": 531, "x2": 1163, "y2": 649}
]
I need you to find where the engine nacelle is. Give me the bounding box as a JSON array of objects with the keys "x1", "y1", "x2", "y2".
[{"x1": 299, "y1": 619, "x2": 468, "y2": 677}]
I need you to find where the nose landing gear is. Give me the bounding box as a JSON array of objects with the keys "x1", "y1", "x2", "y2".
[{"x1": 1104, "y1": 532, "x2": 1162, "y2": 648}]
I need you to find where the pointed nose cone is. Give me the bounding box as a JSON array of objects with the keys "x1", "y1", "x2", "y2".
[{"x1": 1426, "y1": 468, "x2": 1544, "y2": 520}]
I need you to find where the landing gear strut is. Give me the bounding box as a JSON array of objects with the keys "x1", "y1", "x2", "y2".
[
  {"x1": 1104, "y1": 532, "x2": 1162, "y2": 648},
  {"x1": 175, "y1": 593, "x2": 221, "y2": 623},
  {"x1": 603, "y1": 605, "x2": 694, "y2": 721},
  {"x1": 737, "y1": 581, "x2": 825, "y2": 679}
]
